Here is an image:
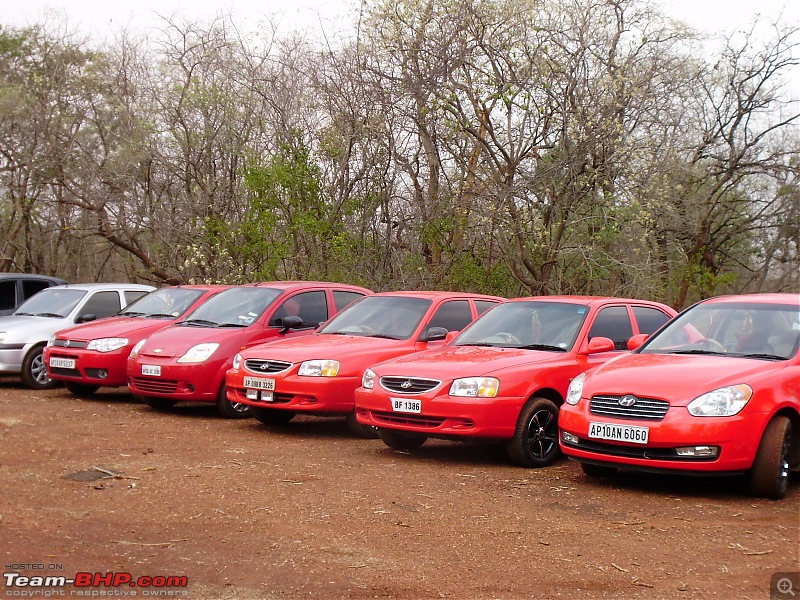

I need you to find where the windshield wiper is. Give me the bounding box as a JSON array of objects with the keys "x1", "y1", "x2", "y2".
[
  {"x1": 367, "y1": 334, "x2": 403, "y2": 340},
  {"x1": 457, "y1": 342, "x2": 500, "y2": 347},
  {"x1": 33, "y1": 312, "x2": 65, "y2": 318},
  {"x1": 735, "y1": 353, "x2": 786, "y2": 361},
  {"x1": 144, "y1": 313, "x2": 176, "y2": 319},
  {"x1": 120, "y1": 311, "x2": 146, "y2": 317},
  {"x1": 517, "y1": 344, "x2": 567, "y2": 352},
  {"x1": 178, "y1": 319, "x2": 218, "y2": 327},
  {"x1": 668, "y1": 349, "x2": 727, "y2": 356},
  {"x1": 218, "y1": 323, "x2": 247, "y2": 328}
]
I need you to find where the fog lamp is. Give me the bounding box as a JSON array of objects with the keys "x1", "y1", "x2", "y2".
[
  {"x1": 562, "y1": 431, "x2": 579, "y2": 444},
  {"x1": 246, "y1": 389, "x2": 259, "y2": 400},
  {"x1": 675, "y1": 446, "x2": 719, "y2": 458}
]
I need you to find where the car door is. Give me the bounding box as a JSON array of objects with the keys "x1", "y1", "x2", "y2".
[{"x1": 75, "y1": 291, "x2": 123, "y2": 323}]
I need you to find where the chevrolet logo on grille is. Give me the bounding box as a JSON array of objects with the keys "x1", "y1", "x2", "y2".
[{"x1": 619, "y1": 395, "x2": 638, "y2": 407}]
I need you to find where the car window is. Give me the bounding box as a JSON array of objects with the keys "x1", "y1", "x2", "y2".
[
  {"x1": 124, "y1": 290, "x2": 150, "y2": 306},
  {"x1": 333, "y1": 290, "x2": 366, "y2": 312},
  {"x1": 78, "y1": 291, "x2": 122, "y2": 320},
  {"x1": 427, "y1": 300, "x2": 472, "y2": 332},
  {"x1": 183, "y1": 287, "x2": 281, "y2": 327},
  {"x1": 22, "y1": 279, "x2": 52, "y2": 301},
  {"x1": 15, "y1": 288, "x2": 86, "y2": 317},
  {"x1": 588, "y1": 306, "x2": 633, "y2": 350},
  {"x1": 121, "y1": 288, "x2": 206, "y2": 317},
  {"x1": 269, "y1": 291, "x2": 329, "y2": 328},
  {"x1": 0, "y1": 280, "x2": 16, "y2": 312},
  {"x1": 632, "y1": 306, "x2": 671, "y2": 335},
  {"x1": 318, "y1": 296, "x2": 432, "y2": 339},
  {"x1": 474, "y1": 300, "x2": 498, "y2": 316}
]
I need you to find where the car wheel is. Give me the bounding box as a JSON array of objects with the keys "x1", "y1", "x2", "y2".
[
  {"x1": 215, "y1": 384, "x2": 251, "y2": 419},
  {"x1": 136, "y1": 395, "x2": 177, "y2": 411},
  {"x1": 749, "y1": 416, "x2": 793, "y2": 500},
  {"x1": 64, "y1": 381, "x2": 100, "y2": 398},
  {"x1": 378, "y1": 428, "x2": 427, "y2": 451},
  {"x1": 346, "y1": 411, "x2": 380, "y2": 439},
  {"x1": 250, "y1": 405, "x2": 295, "y2": 425},
  {"x1": 505, "y1": 396, "x2": 561, "y2": 468},
  {"x1": 581, "y1": 462, "x2": 618, "y2": 478},
  {"x1": 21, "y1": 345, "x2": 59, "y2": 390}
]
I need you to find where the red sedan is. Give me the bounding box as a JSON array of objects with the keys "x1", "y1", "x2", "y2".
[
  {"x1": 44, "y1": 285, "x2": 229, "y2": 397},
  {"x1": 355, "y1": 296, "x2": 676, "y2": 466},
  {"x1": 559, "y1": 293, "x2": 800, "y2": 499},
  {"x1": 127, "y1": 282, "x2": 371, "y2": 418},
  {"x1": 225, "y1": 291, "x2": 503, "y2": 436}
]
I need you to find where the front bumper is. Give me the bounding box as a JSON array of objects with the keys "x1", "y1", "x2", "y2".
[
  {"x1": 44, "y1": 346, "x2": 129, "y2": 387},
  {"x1": 127, "y1": 358, "x2": 222, "y2": 401},
  {"x1": 226, "y1": 370, "x2": 360, "y2": 414}
]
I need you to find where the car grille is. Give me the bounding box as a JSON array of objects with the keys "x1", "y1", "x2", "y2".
[
  {"x1": 52, "y1": 340, "x2": 88, "y2": 349},
  {"x1": 244, "y1": 359, "x2": 292, "y2": 374},
  {"x1": 590, "y1": 394, "x2": 669, "y2": 421},
  {"x1": 372, "y1": 411, "x2": 446, "y2": 428},
  {"x1": 132, "y1": 377, "x2": 178, "y2": 394},
  {"x1": 380, "y1": 377, "x2": 441, "y2": 394}
]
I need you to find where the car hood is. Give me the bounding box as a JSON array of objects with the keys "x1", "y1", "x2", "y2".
[
  {"x1": 585, "y1": 352, "x2": 788, "y2": 406},
  {"x1": 241, "y1": 334, "x2": 413, "y2": 370},
  {"x1": 0, "y1": 315, "x2": 72, "y2": 343},
  {"x1": 139, "y1": 325, "x2": 255, "y2": 358},
  {"x1": 56, "y1": 317, "x2": 172, "y2": 342},
  {"x1": 369, "y1": 345, "x2": 566, "y2": 377}
]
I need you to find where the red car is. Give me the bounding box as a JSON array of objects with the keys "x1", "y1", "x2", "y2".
[
  {"x1": 44, "y1": 285, "x2": 228, "y2": 397},
  {"x1": 127, "y1": 282, "x2": 371, "y2": 418},
  {"x1": 225, "y1": 291, "x2": 503, "y2": 436},
  {"x1": 355, "y1": 296, "x2": 677, "y2": 466},
  {"x1": 559, "y1": 293, "x2": 800, "y2": 499}
]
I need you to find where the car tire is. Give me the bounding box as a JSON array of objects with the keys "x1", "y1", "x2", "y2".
[
  {"x1": 250, "y1": 405, "x2": 295, "y2": 425},
  {"x1": 505, "y1": 396, "x2": 561, "y2": 468},
  {"x1": 581, "y1": 462, "x2": 618, "y2": 478},
  {"x1": 21, "y1": 345, "x2": 59, "y2": 390},
  {"x1": 136, "y1": 395, "x2": 177, "y2": 411},
  {"x1": 64, "y1": 381, "x2": 100, "y2": 398},
  {"x1": 215, "y1": 384, "x2": 251, "y2": 419},
  {"x1": 378, "y1": 428, "x2": 427, "y2": 451},
  {"x1": 749, "y1": 416, "x2": 793, "y2": 500},
  {"x1": 346, "y1": 411, "x2": 380, "y2": 439}
]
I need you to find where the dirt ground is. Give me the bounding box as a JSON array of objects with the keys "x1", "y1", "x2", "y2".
[{"x1": 1, "y1": 380, "x2": 798, "y2": 600}]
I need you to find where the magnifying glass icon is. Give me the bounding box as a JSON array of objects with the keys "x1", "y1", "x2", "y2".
[{"x1": 778, "y1": 578, "x2": 796, "y2": 597}]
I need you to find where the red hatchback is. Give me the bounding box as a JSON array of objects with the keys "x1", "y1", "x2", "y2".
[
  {"x1": 44, "y1": 285, "x2": 229, "y2": 397},
  {"x1": 559, "y1": 293, "x2": 800, "y2": 499},
  {"x1": 225, "y1": 291, "x2": 503, "y2": 436},
  {"x1": 127, "y1": 282, "x2": 371, "y2": 418},
  {"x1": 355, "y1": 296, "x2": 676, "y2": 466}
]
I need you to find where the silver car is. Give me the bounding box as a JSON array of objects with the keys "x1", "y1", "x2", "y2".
[{"x1": 0, "y1": 283, "x2": 155, "y2": 389}]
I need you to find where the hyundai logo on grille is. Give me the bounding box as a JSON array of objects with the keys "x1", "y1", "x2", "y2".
[
  {"x1": 400, "y1": 380, "x2": 413, "y2": 389},
  {"x1": 619, "y1": 395, "x2": 638, "y2": 407},
  {"x1": 260, "y1": 363, "x2": 271, "y2": 370}
]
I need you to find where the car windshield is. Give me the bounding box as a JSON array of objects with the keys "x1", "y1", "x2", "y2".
[
  {"x1": 318, "y1": 296, "x2": 432, "y2": 340},
  {"x1": 13, "y1": 288, "x2": 87, "y2": 318},
  {"x1": 642, "y1": 301, "x2": 800, "y2": 360},
  {"x1": 178, "y1": 287, "x2": 281, "y2": 327},
  {"x1": 120, "y1": 287, "x2": 206, "y2": 318},
  {"x1": 453, "y1": 301, "x2": 589, "y2": 350}
]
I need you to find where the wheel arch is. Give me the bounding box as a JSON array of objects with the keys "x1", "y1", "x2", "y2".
[
  {"x1": 774, "y1": 406, "x2": 800, "y2": 469},
  {"x1": 528, "y1": 387, "x2": 563, "y2": 407}
]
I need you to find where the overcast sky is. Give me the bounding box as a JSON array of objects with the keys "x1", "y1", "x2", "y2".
[{"x1": 3, "y1": 0, "x2": 798, "y2": 41}]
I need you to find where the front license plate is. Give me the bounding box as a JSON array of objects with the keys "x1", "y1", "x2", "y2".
[
  {"x1": 49, "y1": 357, "x2": 76, "y2": 369},
  {"x1": 141, "y1": 365, "x2": 161, "y2": 377},
  {"x1": 588, "y1": 422, "x2": 649, "y2": 444},
  {"x1": 243, "y1": 376, "x2": 275, "y2": 391},
  {"x1": 391, "y1": 398, "x2": 421, "y2": 413}
]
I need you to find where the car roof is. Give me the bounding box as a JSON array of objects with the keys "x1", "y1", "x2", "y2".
[
  {"x1": 0, "y1": 273, "x2": 67, "y2": 283},
  {"x1": 367, "y1": 291, "x2": 504, "y2": 300},
  {"x1": 505, "y1": 295, "x2": 667, "y2": 306},
  {"x1": 236, "y1": 281, "x2": 372, "y2": 293},
  {"x1": 700, "y1": 293, "x2": 799, "y2": 306},
  {"x1": 48, "y1": 283, "x2": 155, "y2": 292}
]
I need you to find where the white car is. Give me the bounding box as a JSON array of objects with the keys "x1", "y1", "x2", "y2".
[{"x1": 0, "y1": 283, "x2": 155, "y2": 389}]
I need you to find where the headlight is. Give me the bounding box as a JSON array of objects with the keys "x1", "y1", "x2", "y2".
[
  {"x1": 565, "y1": 373, "x2": 585, "y2": 405},
  {"x1": 86, "y1": 337, "x2": 129, "y2": 352},
  {"x1": 298, "y1": 359, "x2": 340, "y2": 377},
  {"x1": 177, "y1": 343, "x2": 219, "y2": 364},
  {"x1": 47, "y1": 336, "x2": 55, "y2": 347},
  {"x1": 129, "y1": 339, "x2": 146, "y2": 359},
  {"x1": 232, "y1": 353, "x2": 242, "y2": 370},
  {"x1": 362, "y1": 368, "x2": 376, "y2": 389},
  {"x1": 0, "y1": 332, "x2": 5, "y2": 344},
  {"x1": 687, "y1": 384, "x2": 752, "y2": 417},
  {"x1": 449, "y1": 377, "x2": 499, "y2": 398}
]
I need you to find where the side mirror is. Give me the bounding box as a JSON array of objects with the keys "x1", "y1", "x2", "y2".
[
  {"x1": 627, "y1": 333, "x2": 649, "y2": 350},
  {"x1": 279, "y1": 315, "x2": 304, "y2": 334},
  {"x1": 420, "y1": 326, "x2": 449, "y2": 342},
  {"x1": 445, "y1": 330, "x2": 460, "y2": 343},
  {"x1": 586, "y1": 336, "x2": 615, "y2": 354},
  {"x1": 76, "y1": 313, "x2": 97, "y2": 324}
]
